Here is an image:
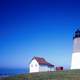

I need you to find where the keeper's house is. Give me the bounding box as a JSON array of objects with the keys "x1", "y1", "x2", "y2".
[{"x1": 29, "y1": 57, "x2": 54, "y2": 73}]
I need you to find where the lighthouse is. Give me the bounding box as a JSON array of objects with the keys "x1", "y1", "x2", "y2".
[{"x1": 71, "y1": 29, "x2": 80, "y2": 69}]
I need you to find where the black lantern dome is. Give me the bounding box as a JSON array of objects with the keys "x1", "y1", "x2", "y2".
[{"x1": 73, "y1": 29, "x2": 80, "y2": 39}]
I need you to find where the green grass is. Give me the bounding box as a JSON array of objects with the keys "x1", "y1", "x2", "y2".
[{"x1": 1, "y1": 69, "x2": 80, "y2": 80}]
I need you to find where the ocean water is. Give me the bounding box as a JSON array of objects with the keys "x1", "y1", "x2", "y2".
[{"x1": 0, "y1": 68, "x2": 29, "y2": 76}]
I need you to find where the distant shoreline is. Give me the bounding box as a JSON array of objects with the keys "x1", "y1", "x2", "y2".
[
  {"x1": 0, "y1": 75, "x2": 8, "y2": 77},
  {"x1": 0, "y1": 68, "x2": 29, "y2": 76},
  {"x1": 0, "y1": 75, "x2": 9, "y2": 79}
]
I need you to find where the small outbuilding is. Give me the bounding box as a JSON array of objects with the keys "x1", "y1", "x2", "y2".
[
  {"x1": 29, "y1": 57, "x2": 54, "y2": 73},
  {"x1": 56, "y1": 66, "x2": 64, "y2": 71}
]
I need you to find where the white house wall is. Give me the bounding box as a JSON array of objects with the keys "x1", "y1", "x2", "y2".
[
  {"x1": 29, "y1": 59, "x2": 39, "y2": 73},
  {"x1": 48, "y1": 67, "x2": 54, "y2": 71},
  {"x1": 39, "y1": 65, "x2": 54, "y2": 72},
  {"x1": 39, "y1": 65, "x2": 48, "y2": 72}
]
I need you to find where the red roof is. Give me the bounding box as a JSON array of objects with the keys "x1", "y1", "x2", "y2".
[{"x1": 32, "y1": 57, "x2": 54, "y2": 67}]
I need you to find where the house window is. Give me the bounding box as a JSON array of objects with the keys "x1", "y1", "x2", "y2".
[
  {"x1": 35, "y1": 64, "x2": 37, "y2": 67},
  {"x1": 31, "y1": 64, "x2": 33, "y2": 67}
]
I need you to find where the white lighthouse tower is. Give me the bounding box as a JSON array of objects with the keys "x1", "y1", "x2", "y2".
[{"x1": 71, "y1": 29, "x2": 80, "y2": 69}]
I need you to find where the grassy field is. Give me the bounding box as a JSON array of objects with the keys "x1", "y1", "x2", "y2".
[{"x1": 1, "y1": 69, "x2": 80, "y2": 80}]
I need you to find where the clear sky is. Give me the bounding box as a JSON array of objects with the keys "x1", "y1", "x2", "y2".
[{"x1": 0, "y1": 0, "x2": 80, "y2": 69}]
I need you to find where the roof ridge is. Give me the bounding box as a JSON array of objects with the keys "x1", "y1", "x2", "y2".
[{"x1": 32, "y1": 56, "x2": 54, "y2": 67}]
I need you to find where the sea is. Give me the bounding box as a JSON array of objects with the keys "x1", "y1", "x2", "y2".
[{"x1": 0, "y1": 68, "x2": 29, "y2": 77}]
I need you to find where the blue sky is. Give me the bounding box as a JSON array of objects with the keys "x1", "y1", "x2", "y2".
[{"x1": 0, "y1": 0, "x2": 80, "y2": 69}]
